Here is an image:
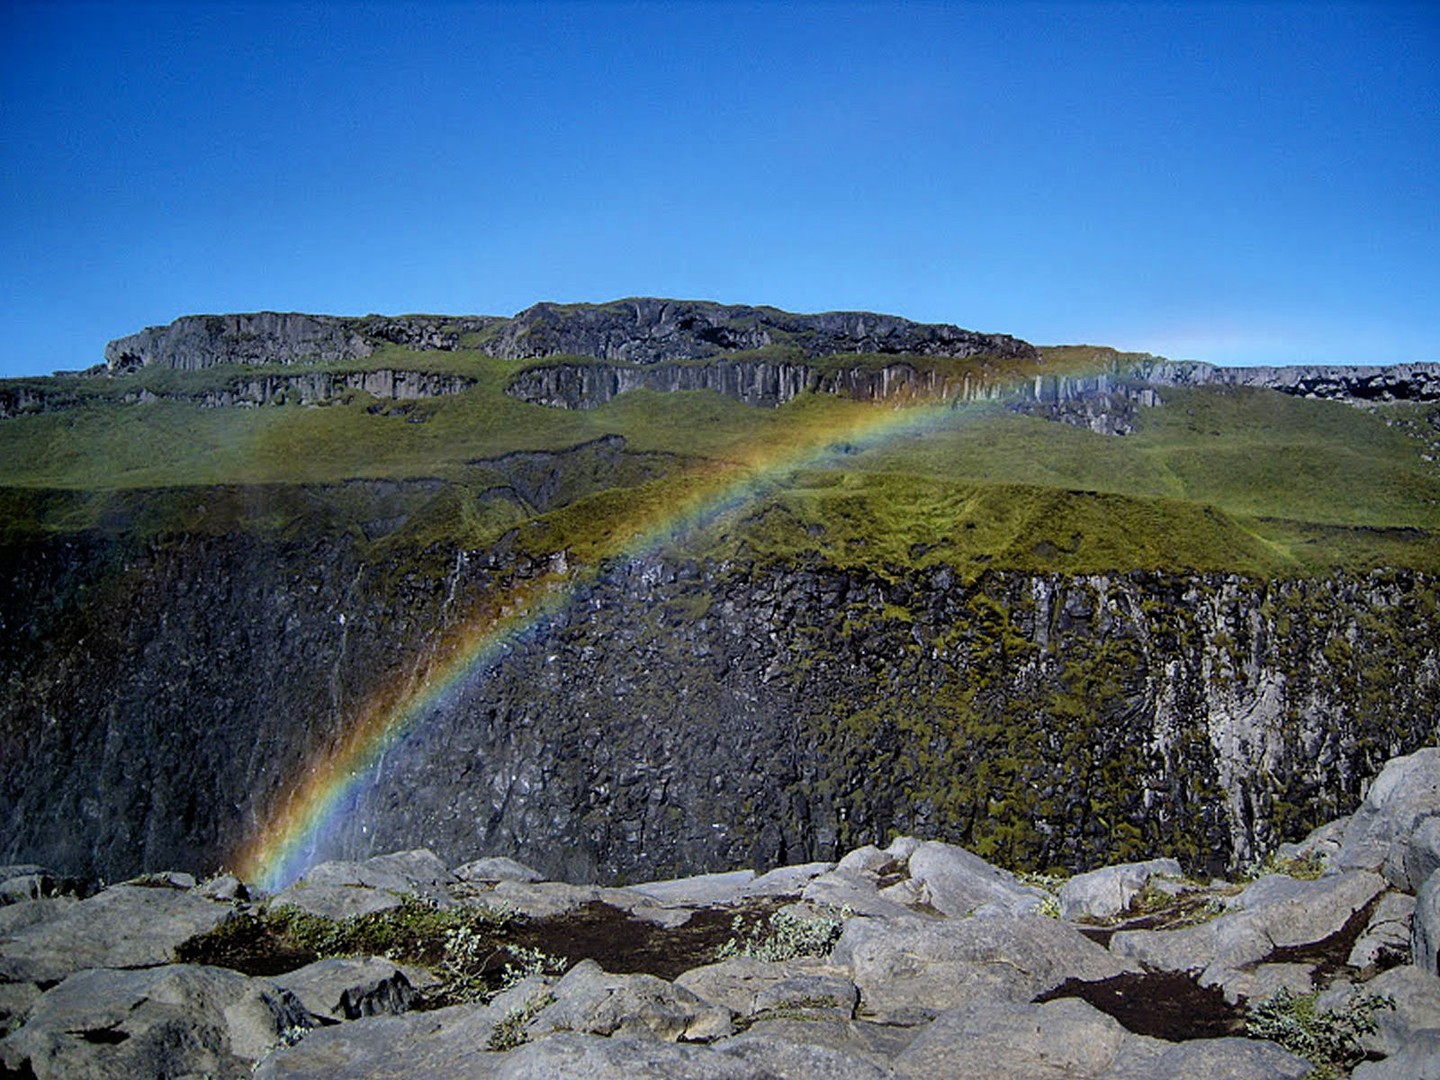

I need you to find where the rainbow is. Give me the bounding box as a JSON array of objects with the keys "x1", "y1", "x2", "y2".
[{"x1": 234, "y1": 374, "x2": 1056, "y2": 890}]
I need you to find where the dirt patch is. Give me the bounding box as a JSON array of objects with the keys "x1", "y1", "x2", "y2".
[
  {"x1": 507, "y1": 900, "x2": 782, "y2": 982},
  {"x1": 1035, "y1": 971, "x2": 1247, "y2": 1041}
]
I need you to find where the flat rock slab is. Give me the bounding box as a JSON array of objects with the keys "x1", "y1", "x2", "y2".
[
  {"x1": 269, "y1": 849, "x2": 458, "y2": 919},
  {"x1": 0, "y1": 883, "x2": 236, "y2": 984},
  {"x1": 483, "y1": 880, "x2": 689, "y2": 927},
  {"x1": 1103, "y1": 1036, "x2": 1312, "y2": 1080},
  {"x1": 835, "y1": 913, "x2": 1133, "y2": 1015},
  {"x1": 0, "y1": 963, "x2": 310, "y2": 1080},
  {"x1": 628, "y1": 869, "x2": 757, "y2": 907},
  {"x1": 254, "y1": 999, "x2": 509, "y2": 1079}
]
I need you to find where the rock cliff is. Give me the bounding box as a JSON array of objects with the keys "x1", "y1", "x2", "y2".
[{"x1": 1, "y1": 502, "x2": 1434, "y2": 888}]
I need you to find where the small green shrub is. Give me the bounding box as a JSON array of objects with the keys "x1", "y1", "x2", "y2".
[
  {"x1": 486, "y1": 991, "x2": 556, "y2": 1051},
  {"x1": 1246, "y1": 987, "x2": 1393, "y2": 1074},
  {"x1": 715, "y1": 907, "x2": 849, "y2": 962}
]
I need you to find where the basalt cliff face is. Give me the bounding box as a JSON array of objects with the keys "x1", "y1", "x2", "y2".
[{"x1": 1, "y1": 499, "x2": 1435, "y2": 886}]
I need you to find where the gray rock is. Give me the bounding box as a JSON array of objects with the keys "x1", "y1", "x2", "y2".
[
  {"x1": 893, "y1": 998, "x2": 1131, "y2": 1078},
  {"x1": 483, "y1": 880, "x2": 689, "y2": 928},
  {"x1": 906, "y1": 839, "x2": 1048, "y2": 917},
  {"x1": 0, "y1": 866, "x2": 80, "y2": 906},
  {"x1": 734, "y1": 1015, "x2": 921, "y2": 1066},
  {"x1": 1410, "y1": 818, "x2": 1440, "y2": 897},
  {"x1": 0, "y1": 982, "x2": 39, "y2": 1035},
  {"x1": 628, "y1": 869, "x2": 757, "y2": 907},
  {"x1": 0, "y1": 897, "x2": 75, "y2": 936},
  {"x1": 1321, "y1": 966, "x2": 1440, "y2": 1057},
  {"x1": 1352, "y1": 1028, "x2": 1440, "y2": 1080},
  {"x1": 1416, "y1": 868, "x2": 1440, "y2": 976},
  {"x1": 1059, "y1": 858, "x2": 1183, "y2": 921},
  {"x1": 1103, "y1": 1036, "x2": 1312, "y2": 1080},
  {"x1": 492, "y1": 1032, "x2": 743, "y2": 1080},
  {"x1": 713, "y1": 1033, "x2": 890, "y2": 1079},
  {"x1": 528, "y1": 959, "x2": 733, "y2": 1042},
  {"x1": 198, "y1": 872, "x2": 249, "y2": 902},
  {"x1": 1349, "y1": 891, "x2": 1415, "y2": 969},
  {"x1": 1211, "y1": 962, "x2": 1316, "y2": 1006},
  {"x1": 675, "y1": 956, "x2": 846, "y2": 1017},
  {"x1": 0, "y1": 883, "x2": 236, "y2": 983},
  {"x1": 835, "y1": 845, "x2": 893, "y2": 876},
  {"x1": 270, "y1": 849, "x2": 457, "y2": 919},
  {"x1": 751, "y1": 972, "x2": 858, "y2": 1017},
  {"x1": 1274, "y1": 817, "x2": 1349, "y2": 869},
  {"x1": 453, "y1": 856, "x2": 545, "y2": 884},
  {"x1": 743, "y1": 861, "x2": 834, "y2": 897},
  {"x1": 1111, "y1": 870, "x2": 1387, "y2": 989},
  {"x1": 800, "y1": 868, "x2": 921, "y2": 919},
  {"x1": 1, "y1": 963, "x2": 310, "y2": 1080},
  {"x1": 254, "y1": 1000, "x2": 509, "y2": 1079},
  {"x1": 274, "y1": 957, "x2": 416, "y2": 1021},
  {"x1": 1337, "y1": 747, "x2": 1440, "y2": 890},
  {"x1": 835, "y1": 913, "x2": 1132, "y2": 1015}
]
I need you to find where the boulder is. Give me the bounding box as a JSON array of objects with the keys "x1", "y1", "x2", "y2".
[
  {"x1": 1059, "y1": 858, "x2": 1183, "y2": 921},
  {"x1": 0, "y1": 964, "x2": 310, "y2": 1080},
  {"x1": 834, "y1": 913, "x2": 1132, "y2": 1015},
  {"x1": 0, "y1": 883, "x2": 236, "y2": 984},
  {"x1": 1416, "y1": 868, "x2": 1440, "y2": 976},
  {"x1": 198, "y1": 873, "x2": 249, "y2": 902},
  {"x1": 0, "y1": 866, "x2": 82, "y2": 906},
  {"x1": 891, "y1": 998, "x2": 1132, "y2": 1078},
  {"x1": 1337, "y1": 747, "x2": 1440, "y2": 890},
  {"x1": 1348, "y1": 891, "x2": 1415, "y2": 970},
  {"x1": 274, "y1": 957, "x2": 416, "y2": 1021},
  {"x1": 526, "y1": 959, "x2": 733, "y2": 1042},
  {"x1": 452, "y1": 856, "x2": 545, "y2": 884},
  {"x1": 1111, "y1": 870, "x2": 1387, "y2": 993},
  {"x1": 1274, "y1": 817, "x2": 1349, "y2": 870},
  {"x1": 269, "y1": 849, "x2": 457, "y2": 920},
  {"x1": 1321, "y1": 965, "x2": 1440, "y2": 1058},
  {"x1": 1351, "y1": 1028, "x2": 1440, "y2": 1080},
  {"x1": 675, "y1": 956, "x2": 849, "y2": 1018},
  {"x1": 800, "y1": 868, "x2": 920, "y2": 920},
  {"x1": 905, "y1": 840, "x2": 1048, "y2": 917},
  {"x1": 0, "y1": 982, "x2": 39, "y2": 1036}
]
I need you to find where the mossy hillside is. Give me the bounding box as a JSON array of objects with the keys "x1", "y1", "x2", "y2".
[{"x1": 1, "y1": 345, "x2": 1437, "y2": 578}]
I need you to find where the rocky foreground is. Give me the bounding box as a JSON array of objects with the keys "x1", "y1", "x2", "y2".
[{"x1": 2, "y1": 749, "x2": 1438, "y2": 1079}]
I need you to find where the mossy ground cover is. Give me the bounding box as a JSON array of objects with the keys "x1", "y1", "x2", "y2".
[{"x1": 1, "y1": 348, "x2": 1437, "y2": 573}]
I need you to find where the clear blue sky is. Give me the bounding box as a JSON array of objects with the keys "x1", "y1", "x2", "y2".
[{"x1": 2, "y1": 1, "x2": 1436, "y2": 377}]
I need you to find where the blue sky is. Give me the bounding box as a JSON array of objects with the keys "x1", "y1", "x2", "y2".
[{"x1": 1, "y1": 1, "x2": 1436, "y2": 377}]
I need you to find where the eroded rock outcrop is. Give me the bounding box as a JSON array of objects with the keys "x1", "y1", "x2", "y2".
[{"x1": 9, "y1": 792, "x2": 1438, "y2": 1079}]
